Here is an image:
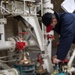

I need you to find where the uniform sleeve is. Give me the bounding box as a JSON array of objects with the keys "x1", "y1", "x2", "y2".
[{"x1": 56, "y1": 30, "x2": 74, "y2": 60}]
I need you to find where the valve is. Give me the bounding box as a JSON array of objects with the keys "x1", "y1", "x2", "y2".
[
  {"x1": 62, "y1": 59, "x2": 69, "y2": 64},
  {"x1": 16, "y1": 32, "x2": 28, "y2": 51},
  {"x1": 47, "y1": 34, "x2": 55, "y2": 40},
  {"x1": 18, "y1": 32, "x2": 28, "y2": 40},
  {"x1": 36, "y1": 53, "x2": 44, "y2": 67},
  {"x1": 16, "y1": 42, "x2": 26, "y2": 51}
]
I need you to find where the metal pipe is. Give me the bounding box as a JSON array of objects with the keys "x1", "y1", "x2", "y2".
[
  {"x1": 0, "y1": 24, "x2": 5, "y2": 41},
  {"x1": 41, "y1": 0, "x2": 54, "y2": 73},
  {"x1": 68, "y1": 49, "x2": 75, "y2": 68},
  {"x1": 0, "y1": 39, "x2": 37, "y2": 50},
  {"x1": 0, "y1": 41, "x2": 15, "y2": 50},
  {"x1": 0, "y1": 6, "x2": 10, "y2": 14},
  {"x1": 27, "y1": 39, "x2": 38, "y2": 47},
  {"x1": 1, "y1": 1, "x2": 4, "y2": 14},
  {"x1": 43, "y1": 0, "x2": 54, "y2": 14},
  {"x1": 0, "y1": 68, "x2": 19, "y2": 75},
  {"x1": 28, "y1": 29, "x2": 39, "y2": 45},
  {"x1": 26, "y1": 48, "x2": 40, "y2": 51},
  {"x1": 0, "y1": 18, "x2": 7, "y2": 41},
  {"x1": 24, "y1": 0, "x2": 26, "y2": 14}
]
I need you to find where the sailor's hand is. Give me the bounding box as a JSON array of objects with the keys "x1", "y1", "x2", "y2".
[{"x1": 52, "y1": 55, "x2": 61, "y2": 64}]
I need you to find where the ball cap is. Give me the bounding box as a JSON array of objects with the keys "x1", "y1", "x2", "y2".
[{"x1": 42, "y1": 12, "x2": 53, "y2": 27}]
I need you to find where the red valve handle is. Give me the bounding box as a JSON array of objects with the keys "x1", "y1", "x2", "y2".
[
  {"x1": 16, "y1": 42, "x2": 26, "y2": 51},
  {"x1": 47, "y1": 34, "x2": 55, "y2": 40},
  {"x1": 18, "y1": 32, "x2": 28, "y2": 34},
  {"x1": 61, "y1": 59, "x2": 69, "y2": 64}
]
